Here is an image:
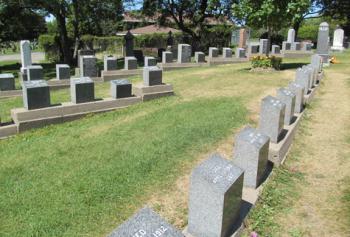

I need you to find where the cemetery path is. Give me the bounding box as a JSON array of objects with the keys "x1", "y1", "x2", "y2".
[
  {"x1": 276, "y1": 69, "x2": 350, "y2": 236},
  {"x1": 0, "y1": 52, "x2": 45, "y2": 63}
]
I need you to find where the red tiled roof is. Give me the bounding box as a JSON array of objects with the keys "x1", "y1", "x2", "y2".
[{"x1": 117, "y1": 24, "x2": 180, "y2": 35}]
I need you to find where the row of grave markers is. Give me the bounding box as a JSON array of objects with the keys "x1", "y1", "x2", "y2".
[{"x1": 106, "y1": 54, "x2": 324, "y2": 237}]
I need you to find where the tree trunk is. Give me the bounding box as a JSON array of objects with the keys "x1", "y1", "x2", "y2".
[
  {"x1": 56, "y1": 9, "x2": 72, "y2": 65},
  {"x1": 293, "y1": 20, "x2": 302, "y2": 40},
  {"x1": 72, "y1": 0, "x2": 80, "y2": 65}
]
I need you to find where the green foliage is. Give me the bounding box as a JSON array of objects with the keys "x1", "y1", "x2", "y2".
[
  {"x1": 38, "y1": 34, "x2": 60, "y2": 62},
  {"x1": 251, "y1": 56, "x2": 282, "y2": 70}
]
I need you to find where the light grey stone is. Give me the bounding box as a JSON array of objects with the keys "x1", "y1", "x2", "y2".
[
  {"x1": 188, "y1": 153, "x2": 243, "y2": 237},
  {"x1": 78, "y1": 49, "x2": 95, "y2": 68},
  {"x1": 108, "y1": 207, "x2": 184, "y2": 237},
  {"x1": 277, "y1": 88, "x2": 296, "y2": 125},
  {"x1": 70, "y1": 77, "x2": 95, "y2": 104},
  {"x1": 143, "y1": 66, "x2": 162, "y2": 86},
  {"x1": 316, "y1": 22, "x2": 330, "y2": 64},
  {"x1": 0, "y1": 73, "x2": 15, "y2": 91},
  {"x1": 295, "y1": 68, "x2": 311, "y2": 95},
  {"x1": 271, "y1": 45, "x2": 281, "y2": 54},
  {"x1": 194, "y1": 52, "x2": 205, "y2": 63},
  {"x1": 332, "y1": 28, "x2": 345, "y2": 51},
  {"x1": 162, "y1": 51, "x2": 173, "y2": 64},
  {"x1": 209, "y1": 47, "x2": 219, "y2": 58},
  {"x1": 20, "y1": 40, "x2": 32, "y2": 71},
  {"x1": 223, "y1": 47, "x2": 232, "y2": 58},
  {"x1": 288, "y1": 82, "x2": 305, "y2": 113},
  {"x1": 291, "y1": 42, "x2": 301, "y2": 51},
  {"x1": 258, "y1": 96, "x2": 286, "y2": 143},
  {"x1": 247, "y1": 43, "x2": 259, "y2": 55},
  {"x1": 235, "y1": 48, "x2": 246, "y2": 58},
  {"x1": 27, "y1": 65, "x2": 43, "y2": 81},
  {"x1": 22, "y1": 80, "x2": 50, "y2": 110},
  {"x1": 302, "y1": 65, "x2": 315, "y2": 89},
  {"x1": 311, "y1": 54, "x2": 323, "y2": 73},
  {"x1": 104, "y1": 56, "x2": 118, "y2": 71},
  {"x1": 259, "y1": 39, "x2": 268, "y2": 54},
  {"x1": 144, "y1": 56, "x2": 157, "y2": 67},
  {"x1": 282, "y1": 41, "x2": 291, "y2": 51},
  {"x1": 178, "y1": 44, "x2": 192, "y2": 63},
  {"x1": 287, "y1": 29, "x2": 295, "y2": 43},
  {"x1": 111, "y1": 79, "x2": 132, "y2": 99},
  {"x1": 302, "y1": 42, "x2": 313, "y2": 51},
  {"x1": 233, "y1": 126, "x2": 270, "y2": 188},
  {"x1": 56, "y1": 64, "x2": 70, "y2": 80},
  {"x1": 125, "y1": 56, "x2": 137, "y2": 70},
  {"x1": 81, "y1": 56, "x2": 98, "y2": 77}
]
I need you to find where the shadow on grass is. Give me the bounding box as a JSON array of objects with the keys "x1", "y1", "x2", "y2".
[{"x1": 281, "y1": 62, "x2": 308, "y2": 70}]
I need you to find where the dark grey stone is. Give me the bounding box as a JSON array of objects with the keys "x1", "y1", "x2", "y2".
[
  {"x1": 316, "y1": 22, "x2": 330, "y2": 63},
  {"x1": 288, "y1": 82, "x2": 305, "y2": 113},
  {"x1": 259, "y1": 39, "x2": 268, "y2": 54},
  {"x1": 178, "y1": 44, "x2": 192, "y2": 63},
  {"x1": 258, "y1": 96, "x2": 286, "y2": 143},
  {"x1": 162, "y1": 51, "x2": 173, "y2": 63},
  {"x1": 235, "y1": 48, "x2": 246, "y2": 58},
  {"x1": 271, "y1": 45, "x2": 281, "y2": 54},
  {"x1": 247, "y1": 43, "x2": 259, "y2": 54},
  {"x1": 22, "y1": 80, "x2": 50, "y2": 110},
  {"x1": 111, "y1": 79, "x2": 132, "y2": 99},
  {"x1": 209, "y1": 47, "x2": 219, "y2": 58},
  {"x1": 143, "y1": 66, "x2": 162, "y2": 86},
  {"x1": 277, "y1": 88, "x2": 296, "y2": 125},
  {"x1": 233, "y1": 126, "x2": 270, "y2": 188},
  {"x1": 70, "y1": 77, "x2": 95, "y2": 104},
  {"x1": 0, "y1": 73, "x2": 15, "y2": 91},
  {"x1": 108, "y1": 207, "x2": 184, "y2": 237},
  {"x1": 27, "y1": 65, "x2": 43, "y2": 81},
  {"x1": 295, "y1": 68, "x2": 311, "y2": 95},
  {"x1": 222, "y1": 47, "x2": 232, "y2": 58},
  {"x1": 188, "y1": 153, "x2": 243, "y2": 237},
  {"x1": 302, "y1": 42, "x2": 313, "y2": 51},
  {"x1": 194, "y1": 52, "x2": 205, "y2": 63},
  {"x1": 291, "y1": 42, "x2": 301, "y2": 51},
  {"x1": 78, "y1": 49, "x2": 95, "y2": 68},
  {"x1": 282, "y1": 41, "x2": 291, "y2": 51},
  {"x1": 144, "y1": 57, "x2": 157, "y2": 67},
  {"x1": 104, "y1": 56, "x2": 118, "y2": 71},
  {"x1": 124, "y1": 57, "x2": 137, "y2": 70},
  {"x1": 81, "y1": 56, "x2": 98, "y2": 77},
  {"x1": 56, "y1": 64, "x2": 70, "y2": 80}
]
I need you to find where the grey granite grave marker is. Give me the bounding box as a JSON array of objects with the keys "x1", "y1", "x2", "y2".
[
  {"x1": 78, "y1": 49, "x2": 95, "y2": 68},
  {"x1": 194, "y1": 52, "x2": 205, "y2": 63},
  {"x1": 111, "y1": 79, "x2": 132, "y2": 99},
  {"x1": 311, "y1": 54, "x2": 322, "y2": 73},
  {"x1": 70, "y1": 77, "x2": 95, "y2": 104},
  {"x1": 223, "y1": 47, "x2": 232, "y2": 58},
  {"x1": 288, "y1": 82, "x2": 305, "y2": 113},
  {"x1": 0, "y1": 73, "x2": 15, "y2": 91},
  {"x1": 27, "y1": 65, "x2": 43, "y2": 81},
  {"x1": 316, "y1": 22, "x2": 330, "y2": 64},
  {"x1": 124, "y1": 57, "x2": 137, "y2": 70},
  {"x1": 277, "y1": 88, "x2": 296, "y2": 125},
  {"x1": 295, "y1": 68, "x2": 311, "y2": 95},
  {"x1": 233, "y1": 126, "x2": 270, "y2": 188},
  {"x1": 188, "y1": 153, "x2": 243, "y2": 237},
  {"x1": 143, "y1": 66, "x2": 162, "y2": 86},
  {"x1": 302, "y1": 42, "x2": 313, "y2": 51},
  {"x1": 144, "y1": 56, "x2": 157, "y2": 67},
  {"x1": 56, "y1": 64, "x2": 70, "y2": 80},
  {"x1": 235, "y1": 48, "x2": 246, "y2": 58},
  {"x1": 81, "y1": 56, "x2": 98, "y2": 77},
  {"x1": 178, "y1": 44, "x2": 192, "y2": 63},
  {"x1": 259, "y1": 39, "x2": 268, "y2": 54},
  {"x1": 162, "y1": 51, "x2": 173, "y2": 63},
  {"x1": 20, "y1": 40, "x2": 32, "y2": 72},
  {"x1": 22, "y1": 80, "x2": 50, "y2": 110},
  {"x1": 104, "y1": 56, "x2": 118, "y2": 71},
  {"x1": 291, "y1": 42, "x2": 301, "y2": 51},
  {"x1": 247, "y1": 43, "x2": 259, "y2": 55},
  {"x1": 209, "y1": 47, "x2": 219, "y2": 58},
  {"x1": 258, "y1": 96, "x2": 286, "y2": 143},
  {"x1": 108, "y1": 207, "x2": 184, "y2": 237},
  {"x1": 282, "y1": 41, "x2": 291, "y2": 51},
  {"x1": 271, "y1": 45, "x2": 281, "y2": 54}
]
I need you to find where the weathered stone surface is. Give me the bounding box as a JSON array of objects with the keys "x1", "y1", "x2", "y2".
[
  {"x1": 104, "y1": 56, "x2": 118, "y2": 71},
  {"x1": 194, "y1": 52, "x2": 205, "y2": 63},
  {"x1": 332, "y1": 28, "x2": 344, "y2": 51},
  {"x1": 316, "y1": 22, "x2": 330, "y2": 64},
  {"x1": 287, "y1": 29, "x2": 295, "y2": 43},
  {"x1": 125, "y1": 57, "x2": 137, "y2": 70},
  {"x1": 27, "y1": 65, "x2": 43, "y2": 81},
  {"x1": 209, "y1": 47, "x2": 219, "y2": 58},
  {"x1": 178, "y1": 44, "x2": 192, "y2": 63},
  {"x1": 291, "y1": 42, "x2": 301, "y2": 51},
  {"x1": 311, "y1": 54, "x2": 323, "y2": 73},
  {"x1": 295, "y1": 68, "x2": 311, "y2": 95},
  {"x1": 143, "y1": 66, "x2": 162, "y2": 86},
  {"x1": 108, "y1": 207, "x2": 184, "y2": 237},
  {"x1": 271, "y1": 45, "x2": 281, "y2": 54},
  {"x1": 20, "y1": 40, "x2": 32, "y2": 71},
  {"x1": 188, "y1": 153, "x2": 243, "y2": 237},
  {"x1": 162, "y1": 51, "x2": 173, "y2": 64},
  {"x1": 22, "y1": 80, "x2": 50, "y2": 110},
  {"x1": 258, "y1": 96, "x2": 286, "y2": 143},
  {"x1": 81, "y1": 56, "x2": 98, "y2": 77},
  {"x1": 233, "y1": 126, "x2": 270, "y2": 188},
  {"x1": 277, "y1": 88, "x2": 296, "y2": 125},
  {"x1": 247, "y1": 43, "x2": 259, "y2": 55},
  {"x1": 0, "y1": 73, "x2": 15, "y2": 91},
  {"x1": 70, "y1": 77, "x2": 95, "y2": 104},
  {"x1": 223, "y1": 47, "x2": 232, "y2": 58},
  {"x1": 111, "y1": 79, "x2": 132, "y2": 99},
  {"x1": 302, "y1": 42, "x2": 313, "y2": 51},
  {"x1": 282, "y1": 41, "x2": 291, "y2": 51},
  {"x1": 302, "y1": 65, "x2": 315, "y2": 89},
  {"x1": 235, "y1": 48, "x2": 246, "y2": 58},
  {"x1": 259, "y1": 39, "x2": 268, "y2": 54},
  {"x1": 56, "y1": 64, "x2": 70, "y2": 80},
  {"x1": 144, "y1": 56, "x2": 157, "y2": 67},
  {"x1": 288, "y1": 82, "x2": 305, "y2": 113},
  {"x1": 78, "y1": 49, "x2": 95, "y2": 68}
]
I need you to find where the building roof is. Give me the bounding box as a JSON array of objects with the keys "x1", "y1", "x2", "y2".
[{"x1": 117, "y1": 24, "x2": 180, "y2": 36}]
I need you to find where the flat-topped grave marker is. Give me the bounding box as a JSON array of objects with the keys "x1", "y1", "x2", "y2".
[
  {"x1": 282, "y1": 41, "x2": 291, "y2": 51},
  {"x1": 104, "y1": 56, "x2": 118, "y2": 71},
  {"x1": 178, "y1": 44, "x2": 192, "y2": 63},
  {"x1": 272, "y1": 45, "x2": 281, "y2": 54},
  {"x1": 70, "y1": 77, "x2": 95, "y2": 104},
  {"x1": 108, "y1": 207, "x2": 184, "y2": 237},
  {"x1": 111, "y1": 79, "x2": 132, "y2": 99},
  {"x1": 259, "y1": 39, "x2": 268, "y2": 54},
  {"x1": 144, "y1": 56, "x2": 157, "y2": 67},
  {"x1": 247, "y1": 43, "x2": 259, "y2": 55},
  {"x1": 27, "y1": 65, "x2": 43, "y2": 81},
  {"x1": 223, "y1": 47, "x2": 232, "y2": 58},
  {"x1": 125, "y1": 56, "x2": 137, "y2": 70},
  {"x1": 22, "y1": 80, "x2": 50, "y2": 110},
  {"x1": 288, "y1": 82, "x2": 305, "y2": 113},
  {"x1": 233, "y1": 126, "x2": 270, "y2": 189},
  {"x1": 258, "y1": 96, "x2": 286, "y2": 143},
  {"x1": 0, "y1": 73, "x2": 15, "y2": 91},
  {"x1": 277, "y1": 88, "x2": 296, "y2": 125},
  {"x1": 236, "y1": 48, "x2": 246, "y2": 58},
  {"x1": 78, "y1": 49, "x2": 95, "y2": 68},
  {"x1": 194, "y1": 52, "x2": 205, "y2": 63},
  {"x1": 81, "y1": 56, "x2": 98, "y2": 77},
  {"x1": 143, "y1": 66, "x2": 162, "y2": 86},
  {"x1": 162, "y1": 51, "x2": 173, "y2": 64},
  {"x1": 291, "y1": 42, "x2": 301, "y2": 51},
  {"x1": 188, "y1": 153, "x2": 243, "y2": 237},
  {"x1": 209, "y1": 47, "x2": 219, "y2": 58},
  {"x1": 56, "y1": 64, "x2": 70, "y2": 80}
]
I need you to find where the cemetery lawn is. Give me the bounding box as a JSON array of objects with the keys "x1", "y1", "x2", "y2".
[
  {"x1": 0, "y1": 58, "x2": 308, "y2": 236},
  {"x1": 243, "y1": 50, "x2": 350, "y2": 236}
]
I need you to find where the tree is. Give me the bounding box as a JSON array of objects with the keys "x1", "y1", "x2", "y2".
[{"x1": 321, "y1": 0, "x2": 350, "y2": 35}]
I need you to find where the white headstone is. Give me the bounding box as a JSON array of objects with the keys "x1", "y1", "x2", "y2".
[
  {"x1": 332, "y1": 28, "x2": 345, "y2": 51},
  {"x1": 20, "y1": 40, "x2": 32, "y2": 72},
  {"x1": 287, "y1": 29, "x2": 295, "y2": 43}
]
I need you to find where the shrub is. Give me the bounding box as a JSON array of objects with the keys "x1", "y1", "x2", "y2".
[{"x1": 251, "y1": 56, "x2": 282, "y2": 70}]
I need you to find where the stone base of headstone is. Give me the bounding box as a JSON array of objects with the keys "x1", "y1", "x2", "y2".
[
  {"x1": 101, "y1": 69, "x2": 143, "y2": 82},
  {"x1": 0, "y1": 73, "x2": 15, "y2": 91},
  {"x1": 0, "y1": 124, "x2": 18, "y2": 139},
  {"x1": 304, "y1": 84, "x2": 319, "y2": 104},
  {"x1": 331, "y1": 46, "x2": 344, "y2": 51},
  {"x1": 158, "y1": 62, "x2": 207, "y2": 71},
  {"x1": 268, "y1": 110, "x2": 304, "y2": 166},
  {"x1": 194, "y1": 52, "x2": 205, "y2": 63},
  {"x1": 11, "y1": 97, "x2": 141, "y2": 132},
  {"x1": 133, "y1": 83, "x2": 174, "y2": 101},
  {"x1": 0, "y1": 90, "x2": 22, "y2": 99}
]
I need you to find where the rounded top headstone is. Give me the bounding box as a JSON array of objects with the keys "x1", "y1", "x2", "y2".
[{"x1": 319, "y1": 22, "x2": 329, "y2": 31}]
